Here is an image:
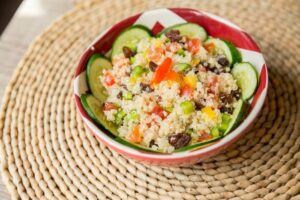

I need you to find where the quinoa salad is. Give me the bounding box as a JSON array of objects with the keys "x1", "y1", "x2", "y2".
[{"x1": 81, "y1": 23, "x2": 259, "y2": 153}]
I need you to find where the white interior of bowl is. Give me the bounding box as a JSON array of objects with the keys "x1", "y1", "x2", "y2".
[{"x1": 74, "y1": 8, "x2": 268, "y2": 159}]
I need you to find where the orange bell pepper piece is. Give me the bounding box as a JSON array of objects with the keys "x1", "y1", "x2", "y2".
[
  {"x1": 148, "y1": 47, "x2": 165, "y2": 63},
  {"x1": 130, "y1": 126, "x2": 143, "y2": 144},
  {"x1": 204, "y1": 42, "x2": 215, "y2": 53},
  {"x1": 180, "y1": 84, "x2": 194, "y2": 98},
  {"x1": 163, "y1": 70, "x2": 182, "y2": 83}
]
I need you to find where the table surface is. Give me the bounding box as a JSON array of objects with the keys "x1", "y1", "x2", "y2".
[{"x1": 0, "y1": 0, "x2": 75, "y2": 198}]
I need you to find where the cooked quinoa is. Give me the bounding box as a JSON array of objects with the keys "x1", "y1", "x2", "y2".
[{"x1": 100, "y1": 31, "x2": 241, "y2": 153}]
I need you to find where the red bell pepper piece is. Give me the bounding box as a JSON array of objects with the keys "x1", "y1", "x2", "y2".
[
  {"x1": 103, "y1": 72, "x2": 115, "y2": 86},
  {"x1": 151, "y1": 57, "x2": 172, "y2": 84},
  {"x1": 150, "y1": 106, "x2": 168, "y2": 120}
]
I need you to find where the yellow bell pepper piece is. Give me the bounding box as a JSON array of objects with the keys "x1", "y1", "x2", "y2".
[
  {"x1": 155, "y1": 39, "x2": 162, "y2": 48},
  {"x1": 129, "y1": 77, "x2": 137, "y2": 84},
  {"x1": 202, "y1": 106, "x2": 216, "y2": 121},
  {"x1": 183, "y1": 75, "x2": 197, "y2": 89},
  {"x1": 143, "y1": 49, "x2": 149, "y2": 62},
  {"x1": 192, "y1": 58, "x2": 201, "y2": 66}
]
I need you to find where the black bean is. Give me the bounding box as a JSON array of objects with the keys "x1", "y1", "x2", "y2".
[
  {"x1": 217, "y1": 56, "x2": 229, "y2": 66},
  {"x1": 122, "y1": 46, "x2": 136, "y2": 58},
  {"x1": 149, "y1": 61, "x2": 158, "y2": 72},
  {"x1": 219, "y1": 92, "x2": 234, "y2": 104},
  {"x1": 168, "y1": 133, "x2": 191, "y2": 149},
  {"x1": 231, "y1": 89, "x2": 241, "y2": 99},
  {"x1": 220, "y1": 106, "x2": 233, "y2": 114},
  {"x1": 207, "y1": 64, "x2": 226, "y2": 74},
  {"x1": 140, "y1": 83, "x2": 153, "y2": 93},
  {"x1": 195, "y1": 101, "x2": 205, "y2": 110},
  {"x1": 157, "y1": 96, "x2": 162, "y2": 102},
  {"x1": 208, "y1": 67, "x2": 220, "y2": 74},
  {"x1": 117, "y1": 91, "x2": 123, "y2": 99},
  {"x1": 120, "y1": 84, "x2": 128, "y2": 90},
  {"x1": 125, "y1": 70, "x2": 131, "y2": 76},
  {"x1": 165, "y1": 29, "x2": 182, "y2": 43},
  {"x1": 149, "y1": 140, "x2": 157, "y2": 147}
]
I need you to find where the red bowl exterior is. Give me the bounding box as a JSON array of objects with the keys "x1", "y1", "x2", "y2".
[{"x1": 74, "y1": 8, "x2": 268, "y2": 166}]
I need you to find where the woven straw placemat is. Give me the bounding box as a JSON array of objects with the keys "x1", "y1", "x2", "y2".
[{"x1": 0, "y1": 0, "x2": 299, "y2": 199}]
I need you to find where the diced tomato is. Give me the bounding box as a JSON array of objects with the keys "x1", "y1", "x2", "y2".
[
  {"x1": 180, "y1": 84, "x2": 194, "y2": 98},
  {"x1": 188, "y1": 38, "x2": 201, "y2": 54},
  {"x1": 198, "y1": 131, "x2": 212, "y2": 142},
  {"x1": 204, "y1": 43, "x2": 215, "y2": 52},
  {"x1": 150, "y1": 106, "x2": 168, "y2": 120},
  {"x1": 211, "y1": 75, "x2": 219, "y2": 85},
  {"x1": 103, "y1": 72, "x2": 115, "y2": 86},
  {"x1": 151, "y1": 57, "x2": 172, "y2": 84},
  {"x1": 130, "y1": 126, "x2": 143, "y2": 143},
  {"x1": 208, "y1": 75, "x2": 219, "y2": 94},
  {"x1": 163, "y1": 70, "x2": 182, "y2": 83},
  {"x1": 103, "y1": 102, "x2": 118, "y2": 111},
  {"x1": 148, "y1": 47, "x2": 165, "y2": 62}
]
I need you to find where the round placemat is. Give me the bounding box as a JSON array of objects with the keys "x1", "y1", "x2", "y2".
[{"x1": 0, "y1": 0, "x2": 299, "y2": 199}]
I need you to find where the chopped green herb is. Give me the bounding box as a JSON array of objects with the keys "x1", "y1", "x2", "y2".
[
  {"x1": 129, "y1": 109, "x2": 139, "y2": 121},
  {"x1": 115, "y1": 109, "x2": 126, "y2": 125},
  {"x1": 176, "y1": 49, "x2": 185, "y2": 57},
  {"x1": 131, "y1": 66, "x2": 144, "y2": 77}
]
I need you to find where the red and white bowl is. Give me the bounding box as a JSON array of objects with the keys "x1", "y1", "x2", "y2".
[{"x1": 74, "y1": 8, "x2": 268, "y2": 166}]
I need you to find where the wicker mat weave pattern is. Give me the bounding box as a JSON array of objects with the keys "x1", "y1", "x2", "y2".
[{"x1": 0, "y1": 0, "x2": 299, "y2": 199}]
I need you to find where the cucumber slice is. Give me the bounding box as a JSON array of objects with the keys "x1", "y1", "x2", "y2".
[
  {"x1": 80, "y1": 94, "x2": 119, "y2": 135},
  {"x1": 80, "y1": 94, "x2": 159, "y2": 153},
  {"x1": 232, "y1": 62, "x2": 259, "y2": 100},
  {"x1": 211, "y1": 127, "x2": 220, "y2": 138},
  {"x1": 218, "y1": 114, "x2": 231, "y2": 133},
  {"x1": 158, "y1": 23, "x2": 208, "y2": 41},
  {"x1": 204, "y1": 38, "x2": 241, "y2": 66},
  {"x1": 174, "y1": 137, "x2": 222, "y2": 152},
  {"x1": 224, "y1": 99, "x2": 249, "y2": 135},
  {"x1": 111, "y1": 25, "x2": 151, "y2": 59},
  {"x1": 86, "y1": 54, "x2": 112, "y2": 101}
]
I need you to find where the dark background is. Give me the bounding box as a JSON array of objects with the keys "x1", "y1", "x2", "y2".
[{"x1": 0, "y1": 0, "x2": 22, "y2": 35}]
